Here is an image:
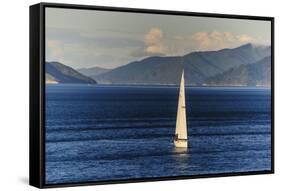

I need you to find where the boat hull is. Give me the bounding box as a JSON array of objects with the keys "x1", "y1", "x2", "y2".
[{"x1": 174, "y1": 139, "x2": 188, "y2": 148}]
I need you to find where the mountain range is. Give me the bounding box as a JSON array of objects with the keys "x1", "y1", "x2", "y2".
[
  {"x1": 93, "y1": 43, "x2": 270, "y2": 86},
  {"x1": 45, "y1": 62, "x2": 96, "y2": 84},
  {"x1": 46, "y1": 43, "x2": 271, "y2": 86}
]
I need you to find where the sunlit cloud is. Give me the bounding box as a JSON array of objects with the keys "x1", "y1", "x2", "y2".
[
  {"x1": 191, "y1": 31, "x2": 256, "y2": 51},
  {"x1": 237, "y1": 34, "x2": 255, "y2": 43},
  {"x1": 144, "y1": 28, "x2": 166, "y2": 55}
]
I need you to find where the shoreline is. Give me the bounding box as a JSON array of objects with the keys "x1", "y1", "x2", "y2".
[{"x1": 45, "y1": 83, "x2": 271, "y2": 89}]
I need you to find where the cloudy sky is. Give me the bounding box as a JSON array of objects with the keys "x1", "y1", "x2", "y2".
[{"x1": 46, "y1": 7, "x2": 271, "y2": 69}]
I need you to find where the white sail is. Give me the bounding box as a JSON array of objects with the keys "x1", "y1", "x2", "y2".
[{"x1": 174, "y1": 70, "x2": 188, "y2": 148}]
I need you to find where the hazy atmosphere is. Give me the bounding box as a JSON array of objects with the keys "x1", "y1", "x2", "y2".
[{"x1": 46, "y1": 7, "x2": 271, "y2": 69}]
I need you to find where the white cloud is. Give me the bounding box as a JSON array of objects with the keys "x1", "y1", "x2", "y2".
[
  {"x1": 140, "y1": 30, "x2": 256, "y2": 58},
  {"x1": 191, "y1": 31, "x2": 256, "y2": 51},
  {"x1": 144, "y1": 28, "x2": 166, "y2": 55},
  {"x1": 237, "y1": 34, "x2": 255, "y2": 43}
]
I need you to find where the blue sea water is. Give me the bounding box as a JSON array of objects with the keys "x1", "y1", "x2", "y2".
[{"x1": 45, "y1": 84, "x2": 272, "y2": 184}]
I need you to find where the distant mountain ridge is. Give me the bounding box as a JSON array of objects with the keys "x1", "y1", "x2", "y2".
[
  {"x1": 95, "y1": 43, "x2": 271, "y2": 85},
  {"x1": 46, "y1": 62, "x2": 96, "y2": 84},
  {"x1": 77, "y1": 67, "x2": 111, "y2": 79}
]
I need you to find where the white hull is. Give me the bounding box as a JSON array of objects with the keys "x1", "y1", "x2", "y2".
[{"x1": 174, "y1": 139, "x2": 188, "y2": 148}]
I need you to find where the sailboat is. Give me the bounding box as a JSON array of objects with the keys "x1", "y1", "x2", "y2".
[{"x1": 174, "y1": 70, "x2": 188, "y2": 148}]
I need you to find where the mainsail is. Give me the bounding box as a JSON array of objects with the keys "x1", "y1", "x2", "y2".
[{"x1": 174, "y1": 70, "x2": 188, "y2": 148}]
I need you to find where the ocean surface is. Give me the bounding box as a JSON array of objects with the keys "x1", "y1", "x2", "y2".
[{"x1": 45, "y1": 84, "x2": 272, "y2": 184}]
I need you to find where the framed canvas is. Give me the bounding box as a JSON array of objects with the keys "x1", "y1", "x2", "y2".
[{"x1": 29, "y1": 2, "x2": 274, "y2": 188}]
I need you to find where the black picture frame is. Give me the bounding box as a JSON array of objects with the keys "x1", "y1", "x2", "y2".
[{"x1": 30, "y1": 2, "x2": 275, "y2": 188}]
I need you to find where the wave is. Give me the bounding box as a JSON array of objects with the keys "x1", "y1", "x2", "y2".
[
  {"x1": 46, "y1": 147, "x2": 271, "y2": 163},
  {"x1": 46, "y1": 131, "x2": 271, "y2": 143},
  {"x1": 46, "y1": 118, "x2": 270, "y2": 132}
]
